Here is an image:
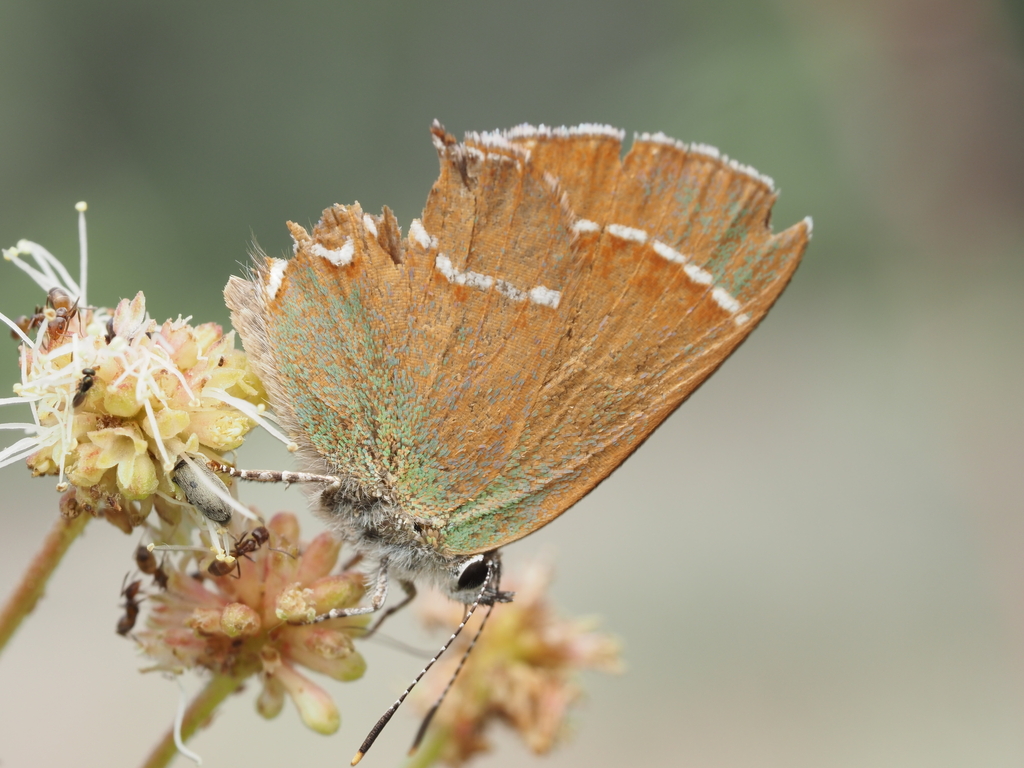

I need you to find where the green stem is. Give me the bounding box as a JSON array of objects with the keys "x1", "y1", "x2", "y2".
[
  {"x1": 403, "y1": 726, "x2": 448, "y2": 768},
  {"x1": 138, "y1": 673, "x2": 244, "y2": 768},
  {"x1": 0, "y1": 511, "x2": 90, "y2": 653}
]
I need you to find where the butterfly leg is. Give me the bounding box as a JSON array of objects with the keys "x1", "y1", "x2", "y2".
[
  {"x1": 360, "y1": 579, "x2": 417, "y2": 639},
  {"x1": 207, "y1": 461, "x2": 343, "y2": 493},
  {"x1": 307, "y1": 558, "x2": 390, "y2": 624}
]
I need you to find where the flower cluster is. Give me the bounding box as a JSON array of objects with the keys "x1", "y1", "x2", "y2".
[
  {"x1": 138, "y1": 512, "x2": 368, "y2": 734},
  {"x1": 412, "y1": 562, "x2": 623, "y2": 766},
  {"x1": 1, "y1": 216, "x2": 266, "y2": 533},
  {"x1": 1, "y1": 205, "x2": 625, "y2": 768}
]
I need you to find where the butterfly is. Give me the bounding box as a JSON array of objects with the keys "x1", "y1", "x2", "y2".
[{"x1": 222, "y1": 119, "x2": 809, "y2": 611}]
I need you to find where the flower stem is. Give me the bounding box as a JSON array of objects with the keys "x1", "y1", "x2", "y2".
[
  {"x1": 0, "y1": 511, "x2": 90, "y2": 654},
  {"x1": 403, "y1": 726, "x2": 448, "y2": 768},
  {"x1": 139, "y1": 673, "x2": 244, "y2": 768}
]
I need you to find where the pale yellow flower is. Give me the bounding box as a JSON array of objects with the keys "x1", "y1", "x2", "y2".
[{"x1": 1, "y1": 205, "x2": 267, "y2": 535}]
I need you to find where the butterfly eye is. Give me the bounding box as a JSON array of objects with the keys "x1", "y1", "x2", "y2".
[{"x1": 456, "y1": 557, "x2": 489, "y2": 592}]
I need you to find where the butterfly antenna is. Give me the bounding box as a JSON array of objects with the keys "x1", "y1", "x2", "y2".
[
  {"x1": 350, "y1": 560, "x2": 500, "y2": 765},
  {"x1": 408, "y1": 600, "x2": 497, "y2": 755}
]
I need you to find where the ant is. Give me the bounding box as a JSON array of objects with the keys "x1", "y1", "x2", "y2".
[
  {"x1": 134, "y1": 544, "x2": 169, "y2": 591},
  {"x1": 116, "y1": 577, "x2": 143, "y2": 636},
  {"x1": 152, "y1": 561, "x2": 169, "y2": 591},
  {"x1": 10, "y1": 287, "x2": 79, "y2": 346},
  {"x1": 208, "y1": 526, "x2": 272, "y2": 578},
  {"x1": 72, "y1": 367, "x2": 96, "y2": 408}
]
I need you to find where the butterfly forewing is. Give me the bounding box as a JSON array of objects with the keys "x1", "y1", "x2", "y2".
[{"x1": 438, "y1": 129, "x2": 808, "y2": 553}]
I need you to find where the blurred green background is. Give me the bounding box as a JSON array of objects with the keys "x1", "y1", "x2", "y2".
[{"x1": 1, "y1": 1, "x2": 1022, "y2": 766}]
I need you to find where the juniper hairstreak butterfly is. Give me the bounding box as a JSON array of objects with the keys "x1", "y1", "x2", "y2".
[{"x1": 218, "y1": 121, "x2": 810, "y2": 760}]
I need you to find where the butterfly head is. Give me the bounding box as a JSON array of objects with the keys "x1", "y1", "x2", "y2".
[{"x1": 315, "y1": 483, "x2": 510, "y2": 604}]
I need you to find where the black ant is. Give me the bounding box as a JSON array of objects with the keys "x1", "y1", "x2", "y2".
[
  {"x1": 72, "y1": 367, "x2": 96, "y2": 408},
  {"x1": 116, "y1": 577, "x2": 143, "y2": 636},
  {"x1": 152, "y1": 561, "x2": 169, "y2": 591},
  {"x1": 135, "y1": 544, "x2": 156, "y2": 574},
  {"x1": 208, "y1": 526, "x2": 272, "y2": 578},
  {"x1": 135, "y1": 544, "x2": 169, "y2": 591}
]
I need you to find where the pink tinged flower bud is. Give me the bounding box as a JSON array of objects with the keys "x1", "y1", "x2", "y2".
[
  {"x1": 112, "y1": 292, "x2": 148, "y2": 339},
  {"x1": 309, "y1": 573, "x2": 364, "y2": 615},
  {"x1": 294, "y1": 645, "x2": 367, "y2": 683},
  {"x1": 212, "y1": 346, "x2": 265, "y2": 399},
  {"x1": 104, "y1": 504, "x2": 137, "y2": 534},
  {"x1": 152, "y1": 494, "x2": 183, "y2": 527},
  {"x1": 187, "y1": 607, "x2": 225, "y2": 635},
  {"x1": 276, "y1": 584, "x2": 316, "y2": 624},
  {"x1": 66, "y1": 443, "x2": 106, "y2": 486},
  {"x1": 262, "y1": 514, "x2": 302, "y2": 616},
  {"x1": 220, "y1": 602, "x2": 261, "y2": 638},
  {"x1": 256, "y1": 674, "x2": 286, "y2": 720},
  {"x1": 269, "y1": 512, "x2": 300, "y2": 545},
  {"x1": 192, "y1": 322, "x2": 224, "y2": 354},
  {"x1": 174, "y1": 340, "x2": 201, "y2": 370},
  {"x1": 568, "y1": 631, "x2": 623, "y2": 673},
  {"x1": 295, "y1": 532, "x2": 342, "y2": 584},
  {"x1": 158, "y1": 321, "x2": 201, "y2": 369},
  {"x1": 171, "y1": 629, "x2": 211, "y2": 654},
  {"x1": 284, "y1": 627, "x2": 367, "y2": 682},
  {"x1": 522, "y1": 681, "x2": 573, "y2": 753},
  {"x1": 71, "y1": 412, "x2": 100, "y2": 439},
  {"x1": 273, "y1": 661, "x2": 340, "y2": 735},
  {"x1": 170, "y1": 569, "x2": 226, "y2": 608},
  {"x1": 26, "y1": 445, "x2": 56, "y2": 476}
]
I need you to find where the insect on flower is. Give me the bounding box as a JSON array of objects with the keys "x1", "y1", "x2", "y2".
[
  {"x1": 207, "y1": 526, "x2": 273, "y2": 578},
  {"x1": 71, "y1": 366, "x2": 96, "y2": 408},
  {"x1": 137, "y1": 513, "x2": 370, "y2": 737},
  {"x1": 117, "y1": 577, "x2": 144, "y2": 637},
  {"x1": 215, "y1": 121, "x2": 810, "y2": 761},
  {"x1": 135, "y1": 544, "x2": 169, "y2": 591}
]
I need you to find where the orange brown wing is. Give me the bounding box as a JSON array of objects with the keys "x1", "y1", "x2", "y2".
[{"x1": 226, "y1": 123, "x2": 809, "y2": 555}]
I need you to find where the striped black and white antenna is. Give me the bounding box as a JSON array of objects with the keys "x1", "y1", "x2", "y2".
[{"x1": 350, "y1": 556, "x2": 508, "y2": 765}]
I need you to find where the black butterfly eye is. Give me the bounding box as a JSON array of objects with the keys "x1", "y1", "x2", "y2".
[{"x1": 456, "y1": 558, "x2": 489, "y2": 592}]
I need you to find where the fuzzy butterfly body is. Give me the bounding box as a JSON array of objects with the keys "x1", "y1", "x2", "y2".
[{"x1": 225, "y1": 121, "x2": 808, "y2": 590}]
